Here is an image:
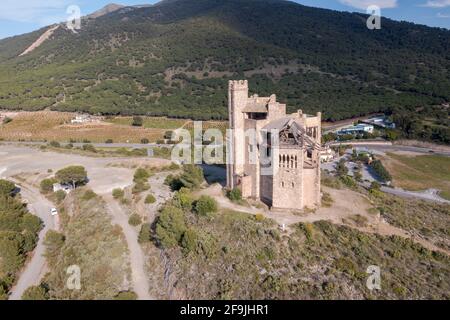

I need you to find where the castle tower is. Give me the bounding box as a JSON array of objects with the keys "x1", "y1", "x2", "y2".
[{"x1": 227, "y1": 80, "x2": 248, "y2": 189}]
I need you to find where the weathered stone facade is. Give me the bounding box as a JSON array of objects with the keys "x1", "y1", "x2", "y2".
[{"x1": 226, "y1": 80, "x2": 321, "y2": 210}]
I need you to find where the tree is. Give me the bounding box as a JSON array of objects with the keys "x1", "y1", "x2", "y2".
[
  {"x1": 112, "y1": 188, "x2": 124, "y2": 199},
  {"x1": 179, "y1": 165, "x2": 204, "y2": 189},
  {"x1": 138, "y1": 224, "x2": 151, "y2": 243},
  {"x1": 335, "y1": 159, "x2": 348, "y2": 177},
  {"x1": 145, "y1": 194, "x2": 156, "y2": 204},
  {"x1": 155, "y1": 205, "x2": 186, "y2": 248},
  {"x1": 173, "y1": 187, "x2": 193, "y2": 210},
  {"x1": 128, "y1": 214, "x2": 142, "y2": 226},
  {"x1": 40, "y1": 178, "x2": 57, "y2": 194},
  {"x1": 55, "y1": 166, "x2": 87, "y2": 188},
  {"x1": 132, "y1": 116, "x2": 143, "y2": 127},
  {"x1": 227, "y1": 188, "x2": 242, "y2": 202},
  {"x1": 0, "y1": 180, "x2": 15, "y2": 196},
  {"x1": 370, "y1": 160, "x2": 392, "y2": 182},
  {"x1": 195, "y1": 196, "x2": 218, "y2": 216}
]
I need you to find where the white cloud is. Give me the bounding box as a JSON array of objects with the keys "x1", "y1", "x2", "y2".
[
  {"x1": 0, "y1": 0, "x2": 79, "y2": 25},
  {"x1": 421, "y1": 0, "x2": 450, "y2": 7},
  {"x1": 339, "y1": 0, "x2": 398, "y2": 10}
]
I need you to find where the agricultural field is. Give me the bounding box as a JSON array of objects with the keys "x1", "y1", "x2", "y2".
[
  {"x1": 380, "y1": 153, "x2": 450, "y2": 200},
  {"x1": 0, "y1": 112, "x2": 185, "y2": 143},
  {"x1": 0, "y1": 111, "x2": 228, "y2": 143},
  {"x1": 105, "y1": 116, "x2": 188, "y2": 130}
]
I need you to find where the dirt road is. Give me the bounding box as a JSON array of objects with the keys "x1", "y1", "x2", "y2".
[
  {"x1": 104, "y1": 195, "x2": 153, "y2": 300},
  {"x1": 8, "y1": 182, "x2": 57, "y2": 300}
]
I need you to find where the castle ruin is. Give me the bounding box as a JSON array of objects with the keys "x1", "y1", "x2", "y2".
[{"x1": 226, "y1": 80, "x2": 321, "y2": 210}]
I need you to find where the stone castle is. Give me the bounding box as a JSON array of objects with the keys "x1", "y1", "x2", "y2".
[{"x1": 226, "y1": 80, "x2": 321, "y2": 210}]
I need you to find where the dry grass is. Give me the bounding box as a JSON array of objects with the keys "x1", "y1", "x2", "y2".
[
  {"x1": 380, "y1": 152, "x2": 450, "y2": 200},
  {"x1": 0, "y1": 111, "x2": 173, "y2": 143}
]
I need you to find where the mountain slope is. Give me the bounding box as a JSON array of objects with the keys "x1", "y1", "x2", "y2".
[{"x1": 0, "y1": 0, "x2": 449, "y2": 121}]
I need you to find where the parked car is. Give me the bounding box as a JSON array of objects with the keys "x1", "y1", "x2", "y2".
[{"x1": 51, "y1": 208, "x2": 58, "y2": 216}]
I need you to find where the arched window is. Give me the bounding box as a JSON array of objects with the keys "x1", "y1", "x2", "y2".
[
  {"x1": 292, "y1": 182, "x2": 295, "y2": 188},
  {"x1": 281, "y1": 181, "x2": 285, "y2": 188}
]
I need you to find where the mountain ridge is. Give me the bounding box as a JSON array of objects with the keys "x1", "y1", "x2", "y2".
[{"x1": 0, "y1": 0, "x2": 448, "y2": 121}]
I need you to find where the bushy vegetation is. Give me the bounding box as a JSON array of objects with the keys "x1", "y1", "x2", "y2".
[
  {"x1": 195, "y1": 196, "x2": 218, "y2": 216},
  {"x1": 42, "y1": 189, "x2": 130, "y2": 299},
  {"x1": 158, "y1": 209, "x2": 449, "y2": 299},
  {"x1": 128, "y1": 214, "x2": 142, "y2": 226},
  {"x1": 55, "y1": 166, "x2": 88, "y2": 188},
  {"x1": 144, "y1": 194, "x2": 156, "y2": 204},
  {"x1": 226, "y1": 188, "x2": 242, "y2": 202},
  {"x1": 370, "y1": 160, "x2": 392, "y2": 183},
  {"x1": 371, "y1": 193, "x2": 450, "y2": 251},
  {"x1": 0, "y1": 180, "x2": 43, "y2": 298},
  {"x1": 40, "y1": 178, "x2": 57, "y2": 194},
  {"x1": 164, "y1": 165, "x2": 204, "y2": 191},
  {"x1": 22, "y1": 285, "x2": 49, "y2": 300}
]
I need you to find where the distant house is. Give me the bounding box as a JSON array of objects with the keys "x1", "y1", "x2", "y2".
[
  {"x1": 338, "y1": 124, "x2": 374, "y2": 135},
  {"x1": 70, "y1": 114, "x2": 102, "y2": 124},
  {"x1": 362, "y1": 116, "x2": 396, "y2": 129},
  {"x1": 53, "y1": 183, "x2": 74, "y2": 193},
  {"x1": 320, "y1": 146, "x2": 335, "y2": 162}
]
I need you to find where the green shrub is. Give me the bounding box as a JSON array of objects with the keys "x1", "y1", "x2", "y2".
[
  {"x1": 141, "y1": 138, "x2": 149, "y2": 144},
  {"x1": 54, "y1": 190, "x2": 66, "y2": 204},
  {"x1": 0, "y1": 179, "x2": 16, "y2": 196},
  {"x1": 112, "y1": 188, "x2": 124, "y2": 199},
  {"x1": 138, "y1": 224, "x2": 152, "y2": 243},
  {"x1": 155, "y1": 205, "x2": 186, "y2": 248},
  {"x1": 49, "y1": 141, "x2": 60, "y2": 148},
  {"x1": 22, "y1": 285, "x2": 49, "y2": 300},
  {"x1": 134, "y1": 168, "x2": 150, "y2": 183},
  {"x1": 173, "y1": 188, "x2": 193, "y2": 210},
  {"x1": 255, "y1": 213, "x2": 265, "y2": 222},
  {"x1": 227, "y1": 188, "x2": 242, "y2": 202},
  {"x1": 195, "y1": 196, "x2": 218, "y2": 216},
  {"x1": 81, "y1": 190, "x2": 97, "y2": 201},
  {"x1": 105, "y1": 139, "x2": 113, "y2": 143},
  {"x1": 370, "y1": 160, "x2": 392, "y2": 182},
  {"x1": 181, "y1": 229, "x2": 198, "y2": 254},
  {"x1": 82, "y1": 144, "x2": 97, "y2": 153},
  {"x1": 145, "y1": 194, "x2": 156, "y2": 204},
  {"x1": 2, "y1": 117, "x2": 12, "y2": 124},
  {"x1": 132, "y1": 181, "x2": 150, "y2": 194},
  {"x1": 132, "y1": 116, "x2": 143, "y2": 127},
  {"x1": 321, "y1": 192, "x2": 333, "y2": 207},
  {"x1": 128, "y1": 214, "x2": 142, "y2": 226},
  {"x1": 40, "y1": 178, "x2": 57, "y2": 194}
]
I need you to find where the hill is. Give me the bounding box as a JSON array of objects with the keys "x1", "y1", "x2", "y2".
[{"x1": 0, "y1": 0, "x2": 449, "y2": 121}]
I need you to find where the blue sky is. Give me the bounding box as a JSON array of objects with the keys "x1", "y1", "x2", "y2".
[{"x1": 0, "y1": 0, "x2": 449, "y2": 40}]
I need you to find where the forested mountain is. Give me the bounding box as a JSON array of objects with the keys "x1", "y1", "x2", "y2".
[{"x1": 0, "y1": 0, "x2": 449, "y2": 121}]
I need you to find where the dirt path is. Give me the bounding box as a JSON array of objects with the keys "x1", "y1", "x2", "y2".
[
  {"x1": 104, "y1": 194, "x2": 153, "y2": 300},
  {"x1": 19, "y1": 25, "x2": 59, "y2": 56},
  {"x1": 8, "y1": 182, "x2": 57, "y2": 300}
]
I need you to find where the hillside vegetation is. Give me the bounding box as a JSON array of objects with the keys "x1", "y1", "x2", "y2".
[
  {"x1": 153, "y1": 206, "x2": 449, "y2": 299},
  {"x1": 0, "y1": 180, "x2": 43, "y2": 299},
  {"x1": 0, "y1": 0, "x2": 448, "y2": 121},
  {"x1": 41, "y1": 188, "x2": 131, "y2": 299}
]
